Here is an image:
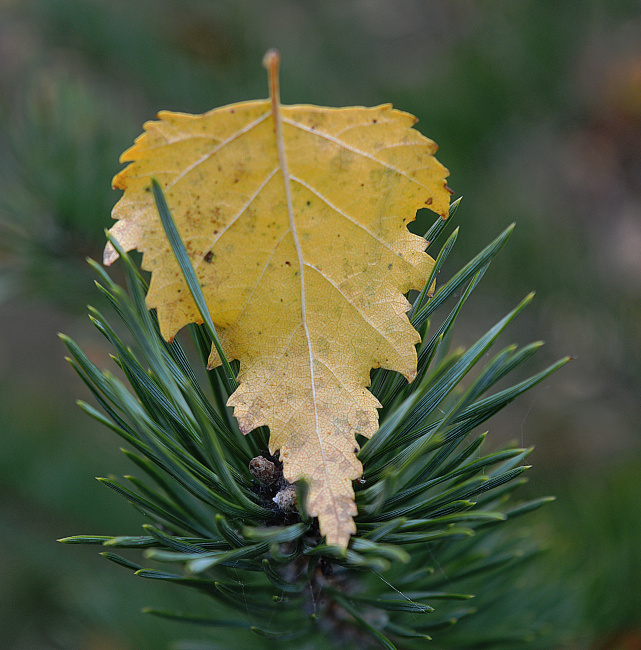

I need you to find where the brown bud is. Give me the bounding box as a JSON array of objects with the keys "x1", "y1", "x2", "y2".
[
  {"x1": 273, "y1": 484, "x2": 297, "y2": 513},
  {"x1": 249, "y1": 456, "x2": 280, "y2": 484}
]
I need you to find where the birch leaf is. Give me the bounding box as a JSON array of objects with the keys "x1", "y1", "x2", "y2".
[{"x1": 104, "y1": 51, "x2": 450, "y2": 549}]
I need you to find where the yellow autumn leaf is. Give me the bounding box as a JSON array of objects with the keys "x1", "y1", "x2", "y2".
[{"x1": 104, "y1": 51, "x2": 450, "y2": 549}]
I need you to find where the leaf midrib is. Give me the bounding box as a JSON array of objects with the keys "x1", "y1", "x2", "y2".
[{"x1": 270, "y1": 92, "x2": 340, "y2": 527}]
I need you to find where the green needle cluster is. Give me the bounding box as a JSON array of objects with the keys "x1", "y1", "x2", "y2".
[{"x1": 59, "y1": 197, "x2": 569, "y2": 649}]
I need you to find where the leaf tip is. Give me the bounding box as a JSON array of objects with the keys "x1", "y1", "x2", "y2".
[{"x1": 103, "y1": 241, "x2": 118, "y2": 266}]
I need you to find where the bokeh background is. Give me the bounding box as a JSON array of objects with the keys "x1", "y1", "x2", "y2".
[{"x1": 1, "y1": 1, "x2": 640, "y2": 648}]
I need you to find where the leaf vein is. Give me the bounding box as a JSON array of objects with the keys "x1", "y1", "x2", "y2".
[
  {"x1": 272, "y1": 89, "x2": 340, "y2": 529},
  {"x1": 282, "y1": 117, "x2": 434, "y2": 193},
  {"x1": 289, "y1": 175, "x2": 416, "y2": 269},
  {"x1": 166, "y1": 111, "x2": 271, "y2": 190},
  {"x1": 229, "y1": 229, "x2": 291, "y2": 329},
  {"x1": 305, "y1": 264, "x2": 406, "y2": 368}
]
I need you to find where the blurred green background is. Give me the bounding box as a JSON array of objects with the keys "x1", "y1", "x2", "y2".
[{"x1": 1, "y1": 1, "x2": 640, "y2": 648}]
